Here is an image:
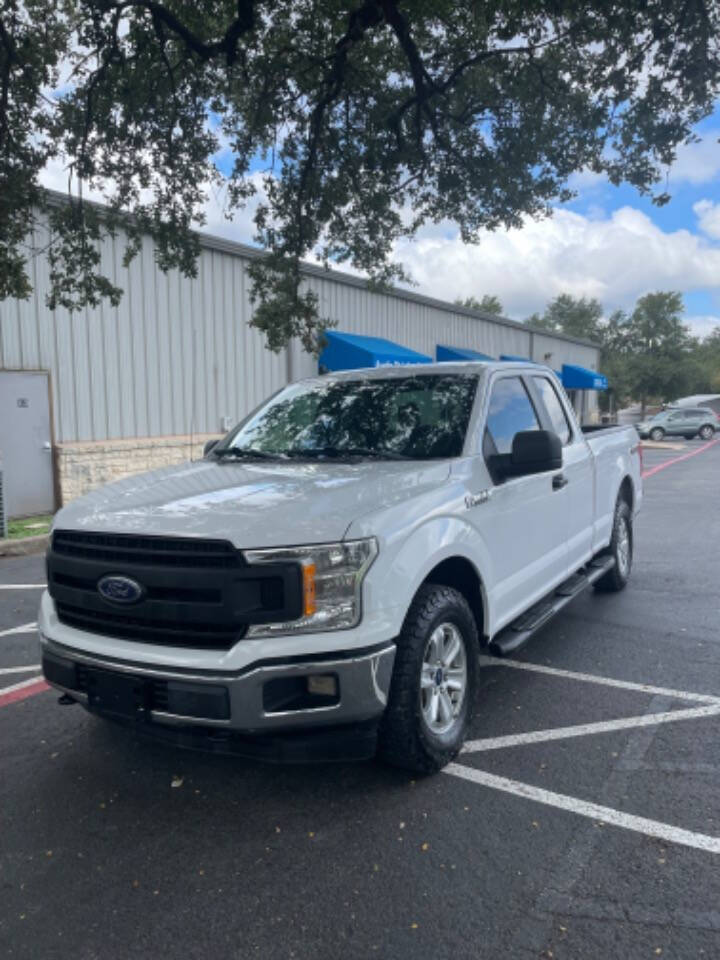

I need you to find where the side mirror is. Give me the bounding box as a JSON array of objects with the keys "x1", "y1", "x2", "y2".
[
  {"x1": 203, "y1": 438, "x2": 219, "y2": 457},
  {"x1": 510, "y1": 430, "x2": 562, "y2": 476}
]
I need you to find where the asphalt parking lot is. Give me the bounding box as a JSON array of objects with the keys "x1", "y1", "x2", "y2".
[{"x1": 2, "y1": 437, "x2": 719, "y2": 960}]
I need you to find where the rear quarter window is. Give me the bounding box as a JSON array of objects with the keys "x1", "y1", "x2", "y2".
[{"x1": 532, "y1": 377, "x2": 572, "y2": 445}]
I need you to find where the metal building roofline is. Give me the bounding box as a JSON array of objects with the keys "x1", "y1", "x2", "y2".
[
  {"x1": 41, "y1": 189, "x2": 601, "y2": 352},
  {"x1": 200, "y1": 233, "x2": 601, "y2": 352}
]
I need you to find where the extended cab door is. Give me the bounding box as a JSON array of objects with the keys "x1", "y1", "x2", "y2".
[
  {"x1": 528, "y1": 374, "x2": 595, "y2": 570},
  {"x1": 468, "y1": 372, "x2": 570, "y2": 633}
]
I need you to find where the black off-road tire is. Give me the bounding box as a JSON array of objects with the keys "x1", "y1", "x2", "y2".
[
  {"x1": 594, "y1": 499, "x2": 633, "y2": 593},
  {"x1": 378, "y1": 584, "x2": 479, "y2": 774}
]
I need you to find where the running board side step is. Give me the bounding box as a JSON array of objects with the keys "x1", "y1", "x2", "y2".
[{"x1": 488, "y1": 556, "x2": 615, "y2": 657}]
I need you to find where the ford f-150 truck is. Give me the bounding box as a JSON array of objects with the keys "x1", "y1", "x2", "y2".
[{"x1": 40, "y1": 361, "x2": 642, "y2": 772}]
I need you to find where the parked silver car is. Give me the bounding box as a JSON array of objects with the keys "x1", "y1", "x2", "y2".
[{"x1": 635, "y1": 407, "x2": 718, "y2": 441}]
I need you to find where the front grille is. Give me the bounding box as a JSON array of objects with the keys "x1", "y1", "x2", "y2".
[
  {"x1": 49, "y1": 529, "x2": 303, "y2": 650},
  {"x1": 52, "y1": 530, "x2": 241, "y2": 569}
]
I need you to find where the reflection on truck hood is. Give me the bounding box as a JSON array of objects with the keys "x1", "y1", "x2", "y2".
[{"x1": 54, "y1": 458, "x2": 452, "y2": 547}]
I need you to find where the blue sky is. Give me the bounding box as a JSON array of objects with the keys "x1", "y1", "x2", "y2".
[{"x1": 566, "y1": 107, "x2": 720, "y2": 233}]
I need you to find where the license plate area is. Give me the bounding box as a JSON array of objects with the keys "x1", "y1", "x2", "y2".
[{"x1": 86, "y1": 668, "x2": 147, "y2": 720}]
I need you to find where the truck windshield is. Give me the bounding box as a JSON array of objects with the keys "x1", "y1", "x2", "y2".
[{"x1": 216, "y1": 374, "x2": 478, "y2": 461}]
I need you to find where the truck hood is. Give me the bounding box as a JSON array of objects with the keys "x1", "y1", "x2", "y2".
[{"x1": 53, "y1": 458, "x2": 451, "y2": 548}]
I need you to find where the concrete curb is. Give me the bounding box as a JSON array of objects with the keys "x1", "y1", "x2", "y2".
[{"x1": 0, "y1": 534, "x2": 49, "y2": 557}]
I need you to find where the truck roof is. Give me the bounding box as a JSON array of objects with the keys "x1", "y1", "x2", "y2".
[{"x1": 317, "y1": 360, "x2": 550, "y2": 383}]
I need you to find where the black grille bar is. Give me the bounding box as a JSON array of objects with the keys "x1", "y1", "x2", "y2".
[
  {"x1": 56, "y1": 601, "x2": 243, "y2": 649},
  {"x1": 52, "y1": 571, "x2": 222, "y2": 605},
  {"x1": 52, "y1": 530, "x2": 241, "y2": 569}
]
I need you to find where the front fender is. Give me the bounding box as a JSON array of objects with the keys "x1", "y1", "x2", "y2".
[{"x1": 365, "y1": 515, "x2": 493, "y2": 638}]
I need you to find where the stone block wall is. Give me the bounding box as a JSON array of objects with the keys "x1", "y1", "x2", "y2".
[{"x1": 55, "y1": 434, "x2": 222, "y2": 505}]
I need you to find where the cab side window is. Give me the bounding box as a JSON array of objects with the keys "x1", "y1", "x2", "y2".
[
  {"x1": 484, "y1": 377, "x2": 540, "y2": 455},
  {"x1": 532, "y1": 377, "x2": 572, "y2": 445}
]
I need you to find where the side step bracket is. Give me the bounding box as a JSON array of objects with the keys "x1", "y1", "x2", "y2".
[{"x1": 488, "y1": 556, "x2": 615, "y2": 657}]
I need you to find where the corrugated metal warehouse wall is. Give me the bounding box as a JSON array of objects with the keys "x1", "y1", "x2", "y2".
[{"x1": 0, "y1": 215, "x2": 601, "y2": 446}]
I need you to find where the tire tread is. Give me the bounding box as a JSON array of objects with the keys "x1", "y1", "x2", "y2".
[{"x1": 378, "y1": 584, "x2": 478, "y2": 774}]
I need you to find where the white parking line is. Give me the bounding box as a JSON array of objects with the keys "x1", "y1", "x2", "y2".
[
  {"x1": 478, "y1": 654, "x2": 720, "y2": 704},
  {"x1": 444, "y1": 764, "x2": 720, "y2": 855},
  {"x1": 0, "y1": 664, "x2": 41, "y2": 675},
  {"x1": 0, "y1": 584, "x2": 47, "y2": 590},
  {"x1": 0, "y1": 675, "x2": 47, "y2": 698},
  {"x1": 462, "y1": 703, "x2": 720, "y2": 753},
  {"x1": 0, "y1": 622, "x2": 37, "y2": 638}
]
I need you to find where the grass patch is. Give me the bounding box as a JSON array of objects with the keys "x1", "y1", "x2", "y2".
[{"x1": 6, "y1": 514, "x2": 53, "y2": 540}]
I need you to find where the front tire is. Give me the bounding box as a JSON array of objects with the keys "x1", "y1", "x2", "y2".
[
  {"x1": 378, "y1": 584, "x2": 478, "y2": 774},
  {"x1": 699, "y1": 425, "x2": 715, "y2": 440},
  {"x1": 594, "y1": 500, "x2": 633, "y2": 593},
  {"x1": 649, "y1": 427, "x2": 665, "y2": 442}
]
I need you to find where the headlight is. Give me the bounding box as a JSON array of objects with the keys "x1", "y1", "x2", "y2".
[{"x1": 243, "y1": 538, "x2": 378, "y2": 637}]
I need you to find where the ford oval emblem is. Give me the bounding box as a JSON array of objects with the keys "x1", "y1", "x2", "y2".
[{"x1": 97, "y1": 574, "x2": 145, "y2": 605}]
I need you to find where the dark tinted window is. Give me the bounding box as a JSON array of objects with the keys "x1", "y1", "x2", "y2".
[
  {"x1": 485, "y1": 377, "x2": 540, "y2": 455},
  {"x1": 533, "y1": 377, "x2": 571, "y2": 444},
  {"x1": 219, "y1": 374, "x2": 478, "y2": 460}
]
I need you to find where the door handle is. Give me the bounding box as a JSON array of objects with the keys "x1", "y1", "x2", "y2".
[{"x1": 552, "y1": 474, "x2": 568, "y2": 490}]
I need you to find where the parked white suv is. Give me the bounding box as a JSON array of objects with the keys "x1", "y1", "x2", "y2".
[{"x1": 40, "y1": 362, "x2": 642, "y2": 772}]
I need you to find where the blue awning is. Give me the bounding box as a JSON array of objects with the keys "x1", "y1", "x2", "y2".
[
  {"x1": 499, "y1": 354, "x2": 532, "y2": 362},
  {"x1": 436, "y1": 344, "x2": 494, "y2": 362},
  {"x1": 319, "y1": 331, "x2": 432, "y2": 372},
  {"x1": 561, "y1": 364, "x2": 608, "y2": 391}
]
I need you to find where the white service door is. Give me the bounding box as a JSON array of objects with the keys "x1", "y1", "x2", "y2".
[{"x1": 0, "y1": 371, "x2": 54, "y2": 518}]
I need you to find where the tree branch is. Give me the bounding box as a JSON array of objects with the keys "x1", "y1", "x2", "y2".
[
  {"x1": 103, "y1": 0, "x2": 255, "y2": 64},
  {"x1": 292, "y1": 1, "x2": 384, "y2": 257}
]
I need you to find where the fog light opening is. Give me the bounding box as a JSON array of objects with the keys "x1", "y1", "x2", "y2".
[
  {"x1": 263, "y1": 674, "x2": 340, "y2": 713},
  {"x1": 307, "y1": 674, "x2": 338, "y2": 698}
]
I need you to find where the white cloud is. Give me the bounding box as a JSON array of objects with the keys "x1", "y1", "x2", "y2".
[
  {"x1": 685, "y1": 314, "x2": 720, "y2": 338},
  {"x1": 390, "y1": 205, "x2": 720, "y2": 324},
  {"x1": 693, "y1": 199, "x2": 720, "y2": 239},
  {"x1": 199, "y1": 173, "x2": 266, "y2": 245},
  {"x1": 667, "y1": 132, "x2": 720, "y2": 186}
]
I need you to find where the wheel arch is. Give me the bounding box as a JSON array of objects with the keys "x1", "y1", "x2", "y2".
[
  {"x1": 419, "y1": 555, "x2": 487, "y2": 641},
  {"x1": 618, "y1": 474, "x2": 634, "y2": 512}
]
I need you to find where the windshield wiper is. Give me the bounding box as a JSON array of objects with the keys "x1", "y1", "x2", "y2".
[
  {"x1": 213, "y1": 447, "x2": 285, "y2": 461},
  {"x1": 284, "y1": 446, "x2": 413, "y2": 461}
]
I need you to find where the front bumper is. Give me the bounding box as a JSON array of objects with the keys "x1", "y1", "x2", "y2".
[{"x1": 40, "y1": 634, "x2": 396, "y2": 757}]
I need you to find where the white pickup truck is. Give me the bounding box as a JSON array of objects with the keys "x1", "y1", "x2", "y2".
[{"x1": 40, "y1": 361, "x2": 642, "y2": 772}]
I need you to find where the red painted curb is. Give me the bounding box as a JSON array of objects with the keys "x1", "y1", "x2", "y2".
[
  {"x1": 642, "y1": 437, "x2": 720, "y2": 480},
  {"x1": 0, "y1": 677, "x2": 50, "y2": 708}
]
